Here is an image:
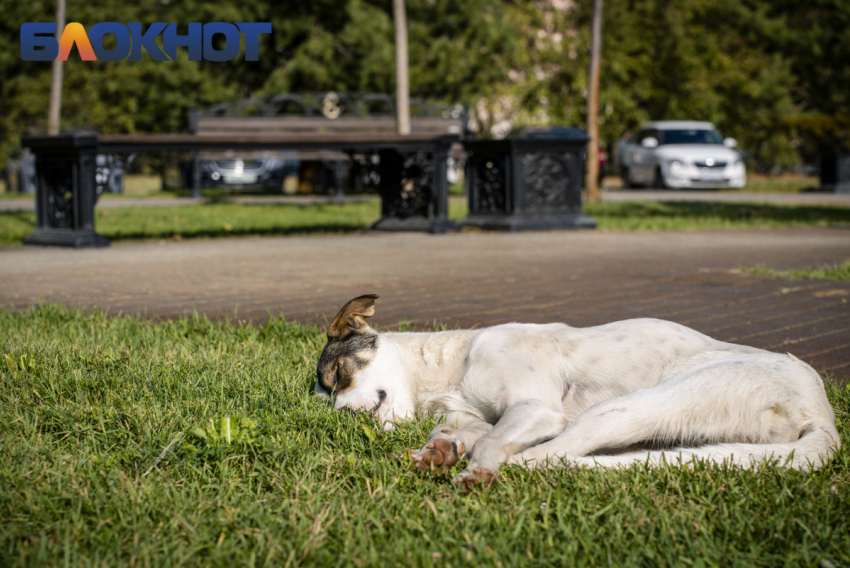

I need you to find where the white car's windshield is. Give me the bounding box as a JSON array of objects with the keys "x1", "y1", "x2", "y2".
[{"x1": 660, "y1": 129, "x2": 723, "y2": 145}]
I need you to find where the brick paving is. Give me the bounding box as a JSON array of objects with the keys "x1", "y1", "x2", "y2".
[{"x1": 1, "y1": 227, "x2": 849, "y2": 382}]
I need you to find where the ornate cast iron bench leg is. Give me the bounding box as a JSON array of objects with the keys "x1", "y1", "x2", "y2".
[
  {"x1": 371, "y1": 137, "x2": 458, "y2": 234},
  {"x1": 22, "y1": 134, "x2": 110, "y2": 248}
]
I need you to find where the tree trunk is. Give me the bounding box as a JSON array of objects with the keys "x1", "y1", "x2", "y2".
[
  {"x1": 393, "y1": 0, "x2": 411, "y2": 136},
  {"x1": 47, "y1": 0, "x2": 66, "y2": 136},
  {"x1": 585, "y1": 0, "x2": 603, "y2": 203}
]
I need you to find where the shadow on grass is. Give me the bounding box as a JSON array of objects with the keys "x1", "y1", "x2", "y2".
[{"x1": 587, "y1": 201, "x2": 850, "y2": 224}]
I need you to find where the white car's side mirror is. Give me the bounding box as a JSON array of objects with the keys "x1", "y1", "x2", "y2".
[
  {"x1": 641, "y1": 137, "x2": 658, "y2": 149},
  {"x1": 723, "y1": 137, "x2": 738, "y2": 148}
]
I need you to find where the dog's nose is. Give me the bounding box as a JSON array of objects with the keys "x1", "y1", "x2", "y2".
[
  {"x1": 378, "y1": 390, "x2": 387, "y2": 402},
  {"x1": 339, "y1": 406, "x2": 358, "y2": 417}
]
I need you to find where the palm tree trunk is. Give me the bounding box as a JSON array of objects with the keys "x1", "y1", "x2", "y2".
[
  {"x1": 47, "y1": 0, "x2": 66, "y2": 136},
  {"x1": 585, "y1": 0, "x2": 603, "y2": 203},
  {"x1": 393, "y1": 0, "x2": 411, "y2": 135}
]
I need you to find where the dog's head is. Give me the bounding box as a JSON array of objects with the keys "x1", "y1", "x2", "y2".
[{"x1": 315, "y1": 295, "x2": 408, "y2": 426}]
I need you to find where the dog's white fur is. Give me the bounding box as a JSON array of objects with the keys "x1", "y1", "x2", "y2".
[{"x1": 317, "y1": 312, "x2": 840, "y2": 483}]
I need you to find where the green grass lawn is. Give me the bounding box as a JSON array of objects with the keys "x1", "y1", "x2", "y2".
[
  {"x1": 1, "y1": 200, "x2": 849, "y2": 246},
  {"x1": 723, "y1": 174, "x2": 820, "y2": 193},
  {"x1": 0, "y1": 202, "x2": 385, "y2": 246},
  {"x1": 585, "y1": 201, "x2": 850, "y2": 232},
  {"x1": 602, "y1": 173, "x2": 820, "y2": 193},
  {"x1": 742, "y1": 259, "x2": 850, "y2": 281},
  {"x1": 1, "y1": 305, "x2": 848, "y2": 567}
]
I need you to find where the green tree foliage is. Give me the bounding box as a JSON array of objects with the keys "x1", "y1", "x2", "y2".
[
  {"x1": 719, "y1": 0, "x2": 850, "y2": 160},
  {"x1": 0, "y1": 0, "x2": 846, "y2": 169},
  {"x1": 595, "y1": 0, "x2": 808, "y2": 169},
  {"x1": 500, "y1": 0, "x2": 807, "y2": 168}
]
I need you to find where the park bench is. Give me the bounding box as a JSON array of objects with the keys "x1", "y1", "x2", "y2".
[{"x1": 22, "y1": 130, "x2": 460, "y2": 247}]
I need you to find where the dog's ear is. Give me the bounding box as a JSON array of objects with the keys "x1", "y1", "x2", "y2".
[{"x1": 328, "y1": 294, "x2": 378, "y2": 339}]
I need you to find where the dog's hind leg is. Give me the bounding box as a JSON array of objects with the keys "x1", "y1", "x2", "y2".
[
  {"x1": 452, "y1": 399, "x2": 569, "y2": 487},
  {"x1": 410, "y1": 412, "x2": 493, "y2": 471},
  {"x1": 511, "y1": 353, "x2": 839, "y2": 471}
]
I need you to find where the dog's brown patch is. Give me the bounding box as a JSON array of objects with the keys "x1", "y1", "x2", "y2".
[
  {"x1": 316, "y1": 295, "x2": 380, "y2": 394},
  {"x1": 316, "y1": 333, "x2": 378, "y2": 393},
  {"x1": 413, "y1": 439, "x2": 460, "y2": 472},
  {"x1": 328, "y1": 294, "x2": 378, "y2": 340}
]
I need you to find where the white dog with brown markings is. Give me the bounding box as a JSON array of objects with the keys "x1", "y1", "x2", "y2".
[{"x1": 314, "y1": 295, "x2": 840, "y2": 487}]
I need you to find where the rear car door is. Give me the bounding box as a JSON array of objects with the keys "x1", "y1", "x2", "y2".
[{"x1": 630, "y1": 129, "x2": 656, "y2": 182}]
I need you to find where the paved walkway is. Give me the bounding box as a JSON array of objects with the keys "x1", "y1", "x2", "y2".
[
  {"x1": 2, "y1": 227, "x2": 849, "y2": 382},
  {"x1": 2, "y1": 189, "x2": 849, "y2": 212}
]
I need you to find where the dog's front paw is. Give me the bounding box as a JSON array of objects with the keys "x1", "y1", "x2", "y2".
[
  {"x1": 452, "y1": 468, "x2": 497, "y2": 489},
  {"x1": 409, "y1": 439, "x2": 461, "y2": 472}
]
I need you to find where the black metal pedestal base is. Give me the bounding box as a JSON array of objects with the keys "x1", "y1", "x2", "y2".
[
  {"x1": 462, "y1": 138, "x2": 596, "y2": 233},
  {"x1": 460, "y1": 212, "x2": 597, "y2": 232},
  {"x1": 371, "y1": 216, "x2": 458, "y2": 233},
  {"x1": 23, "y1": 229, "x2": 111, "y2": 248},
  {"x1": 821, "y1": 152, "x2": 850, "y2": 194}
]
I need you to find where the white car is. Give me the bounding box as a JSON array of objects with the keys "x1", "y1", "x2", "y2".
[{"x1": 618, "y1": 121, "x2": 746, "y2": 189}]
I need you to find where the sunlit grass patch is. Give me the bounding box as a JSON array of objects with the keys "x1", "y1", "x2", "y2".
[{"x1": 741, "y1": 259, "x2": 850, "y2": 281}]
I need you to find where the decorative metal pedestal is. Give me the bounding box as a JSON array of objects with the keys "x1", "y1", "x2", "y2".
[
  {"x1": 461, "y1": 138, "x2": 596, "y2": 231},
  {"x1": 821, "y1": 151, "x2": 850, "y2": 194},
  {"x1": 371, "y1": 139, "x2": 458, "y2": 234},
  {"x1": 22, "y1": 134, "x2": 110, "y2": 248}
]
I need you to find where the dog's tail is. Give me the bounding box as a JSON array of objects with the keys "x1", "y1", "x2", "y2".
[{"x1": 570, "y1": 419, "x2": 841, "y2": 471}]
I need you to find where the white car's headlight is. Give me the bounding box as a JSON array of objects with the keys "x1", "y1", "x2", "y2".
[
  {"x1": 728, "y1": 160, "x2": 745, "y2": 172},
  {"x1": 668, "y1": 160, "x2": 686, "y2": 177}
]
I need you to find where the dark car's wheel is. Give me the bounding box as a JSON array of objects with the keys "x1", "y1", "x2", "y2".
[
  {"x1": 621, "y1": 167, "x2": 634, "y2": 189},
  {"x1": 653, "y1": 167, "x2": 668, "y2": 189}
]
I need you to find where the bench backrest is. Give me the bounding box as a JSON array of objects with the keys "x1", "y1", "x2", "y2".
[{"x1": 193, "y1": 116, "x2": 464, "y2": 137}]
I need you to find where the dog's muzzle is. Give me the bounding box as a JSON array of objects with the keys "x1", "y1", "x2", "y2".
[{"x1": 341, "y1": 390, "x2": 387, "y2": 417}]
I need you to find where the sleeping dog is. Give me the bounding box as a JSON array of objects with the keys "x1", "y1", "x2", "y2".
[{"x1": 314, "y1": 295, "x2": 840, "y2": 486}]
